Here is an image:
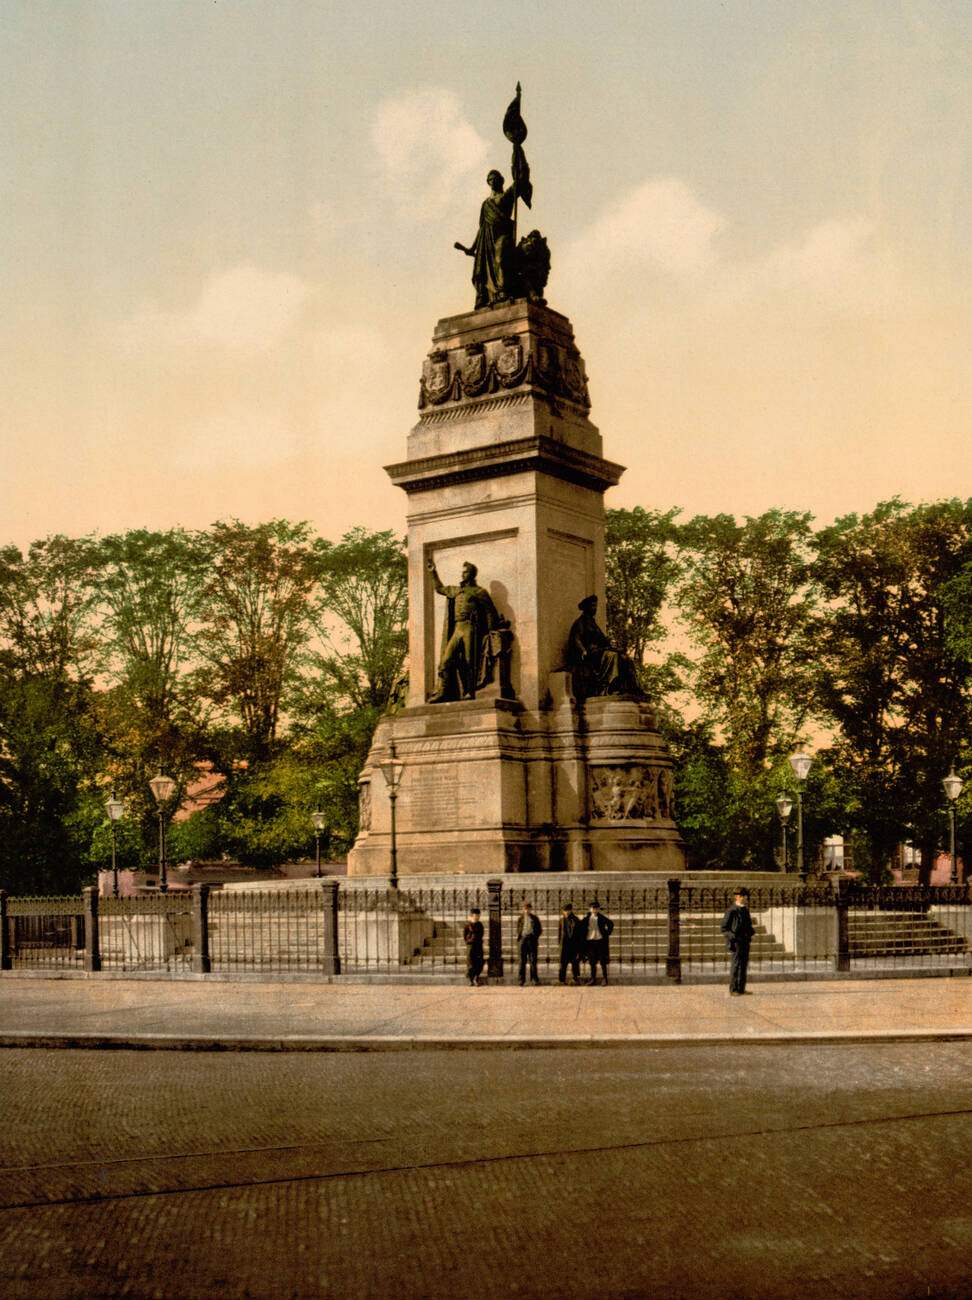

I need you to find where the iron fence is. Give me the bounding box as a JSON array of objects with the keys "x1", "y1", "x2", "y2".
[
  {"x1": 6, "y1": 897, "x2": 85, "y2": 970},
  {"x1": 1, "y1": 879, "x2": 969, "y2": 981},
  {"x1": 338, "y1": 883, "x2": 487, "y2": 973},
  {"x1": 503, "y1": 882, "x2": 670, "y2": 980},
  {"x1": 679, "y1": 884, "x2": 836, "y2": 977},
  {"x1": 100, "y1": 894, "x2": 194, "y2": 973},
  {"x1": 209, "y1": 887, "x2": 328, "y2": 974},
  {"x1": 844, "y1": 884, "x2": 972, "y2": 973}
]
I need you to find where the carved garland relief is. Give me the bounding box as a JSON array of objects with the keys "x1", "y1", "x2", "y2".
[
  {"x1": 418, "y1": 334, "x2": 589, "y2": 411},
  {"x1": 589, "y1": 765, "x2": 676, "y2": 822}
]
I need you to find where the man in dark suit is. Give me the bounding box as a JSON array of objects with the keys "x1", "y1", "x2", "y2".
[
  {"x1": 516, "y1": 900, "x2": 542, "y2": 986},
  {"x1": 721, "y1": 887, "x2": 756, "y2": 995},
  {"x1": 557, "y1": 902, "x2": 583, "y2": 985},
  {"x1": 583, "y1": 899, "x2": 614, "y2": 985},
  {"x1": 463, "y1": 907, "x2": 485, "y2": 986}
]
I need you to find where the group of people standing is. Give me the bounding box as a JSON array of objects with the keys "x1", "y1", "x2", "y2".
[
  {"x1": 462, "y1": 899, "x2": 615, "y2": 987},
  {"x1": 463, "y1": 887, "x2": 757, "y2": 993}
]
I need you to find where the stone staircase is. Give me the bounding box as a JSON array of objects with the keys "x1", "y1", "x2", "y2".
[
  {"x1": 402, "y1": 910, "x2": 790, "y2": 969},
  {"x1": 679, "y1": 914, "x2": 788, "y2": 963},
  {"x1": 847, "y1": 911, "x2": 968, "y2": 958}
]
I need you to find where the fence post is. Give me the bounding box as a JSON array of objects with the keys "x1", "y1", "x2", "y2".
[
  {"x1": 0, "y1": 891, "x2": 10, "y2": 971},
  {"x1": 666, "y1": 878, "x2": 682, "y2": 983},
  {"x1": 487, "y1": 878, "x2": 504, "y2": 978},
  {"x1": 835, "y1": 878, "x2": 850, "y2": 973},
  {"x1": 321, "y1": 878, "x2": 341, "y2": 976},
  {"x1": 191, "y1": 884, "x2": 211, "y2": 974},
  {"x1": 83, "y1": 886, "x2": 101, "y2": 973}
]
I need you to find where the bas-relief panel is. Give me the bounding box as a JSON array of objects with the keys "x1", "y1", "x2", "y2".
[{"x1": 589, "y1": 765, "x2": 676, "y2": 822}]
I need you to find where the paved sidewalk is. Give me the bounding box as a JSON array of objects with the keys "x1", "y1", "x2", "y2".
[{"x1": 1, "y1": 975, "x2": 971, "y2": 1049}]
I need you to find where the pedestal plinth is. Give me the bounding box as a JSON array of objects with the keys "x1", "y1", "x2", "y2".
[{"x1": 348, "y1": 676, "x2": 683, "y2": 876}]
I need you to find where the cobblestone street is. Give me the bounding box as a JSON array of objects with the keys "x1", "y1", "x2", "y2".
[{"x1": 1, "y1": 1042, "x2": 971, "y2": 1298}]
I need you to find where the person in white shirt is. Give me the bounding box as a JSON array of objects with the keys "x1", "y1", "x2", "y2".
[{"x1": 584, "y1": 900, "x2": 614, "y2": 985}]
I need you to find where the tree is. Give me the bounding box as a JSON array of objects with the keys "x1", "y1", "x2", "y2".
[
  {"x1": 211, "y1": 754, "x2": 327, "y2": 868},
  {"x1": 812, "y1": 499, "x2": 972, "y2": 882},
  {"x1": 91, "y1": 529, "x2": 210, "y2": 853},
  {"x1": 290, "y1": 528, "x2": 409, "y2": 851},
  {"x1": 604, "y1": 507, "x2": 684, "y2": 699},
  {"x1": 96, "y1": 529, "x2": 205, "y2": 731},
  {"x1": 195, "y1": 520, "x2": 320, "y2": 761},
  {"x1": 0, "y1": 535, "x2": 100, "y2": 681},
  {"x1": 0, "y1": 537, "x2": 103, "y2": 893},
  {"x1": 676, "y1": 510, "x2": 816, "y2": 776},
  {"x1": 310, "y1": 527, "x2": 408, "y2": 710}
]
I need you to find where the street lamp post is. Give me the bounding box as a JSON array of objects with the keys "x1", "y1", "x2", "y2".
[
  {"x1": 380, "y1": 743, "x2": 405, "y2": 890},
  {"x1": 789, "y1": 751, "x2": 813, "y2": 880},
  {"x1": 311, "y1": 810, "x2": 327, "y2": 878},
  {"x1": 106, "y1": 794, "x2": 125, "y2": 897},
  {"x1": 775, "y1": 793, "x2": 793, "y2": 873},
  {"x1": 148, "y1": 772, "x2": 177, "y2": 893},
  {"x1": 943, "y1": 768, "x2": 964, "y2": 885}
]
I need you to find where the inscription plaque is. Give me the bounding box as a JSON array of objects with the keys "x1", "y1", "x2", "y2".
[{"x1": 401, "y1": 763, "x2": 485, "y2": 830}]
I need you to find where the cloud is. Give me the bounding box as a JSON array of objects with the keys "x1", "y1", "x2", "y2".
[
  {"x1": 562, "y1": 178, "x2": 725, "y2": 285},
  {"x1": 563, "y1": 177, "x2": 897, "y2": 320},
  {"x1": 120, "y1": 264, "x2": 308, "y2": 355},
  {"x1": 725, "y1": 216, "x2": 897, "y2": 313},
  {"x1": 370, "y1": 88, "x2": 489, "y2": 217},
  {"x1": 173, "y1": 400, "x2": 301, "y2": 472}
]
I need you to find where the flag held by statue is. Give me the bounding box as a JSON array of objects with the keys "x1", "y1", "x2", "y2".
[{"x1": 503, "y1": 83, "x2": 533, "y2": 208}]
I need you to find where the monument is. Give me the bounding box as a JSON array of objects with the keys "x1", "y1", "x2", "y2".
[{"x1": 348, "y1": 88, "x2": 684, "y2": 875}]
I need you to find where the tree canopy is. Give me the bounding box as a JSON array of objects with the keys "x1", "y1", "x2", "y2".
[{"x1": 0, "y1": 499, "x2": 968, "y2": 890}]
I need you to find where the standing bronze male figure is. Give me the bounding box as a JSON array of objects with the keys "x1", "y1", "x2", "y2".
[{"x1": 427, "y1": 559, "x2": 508, "y2": 702}]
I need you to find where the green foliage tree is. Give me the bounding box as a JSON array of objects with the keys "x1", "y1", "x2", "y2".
[
  {"x1": 93, "y1": 528, "x2": 210, "y2": 854},
  {"x1": 604, "y1": 507, "x2": 683, "y2": 697},
  {"x1": 812, "y1": 499, "x2": 972, "y2": 882},
  {"x1": 676, "y1": 510, "x2": 816, "y2": 777},
  {"x1": 195, "y1": 520, "x2": 320, "y2": 761},
  {"x1": 0, "y1": 535, "x2": 101, "y2": 679},
  {"x1": 212, "y1": 755, "x2": 326, "y2": 868},
  {"x1": 310, "y1": 527, "x2": 408, "y2": 709},
  {"x1": 665, "y1": 511, "x2": 818, "y2": 867},
  {"x1": 0, "y1": 537, "x2": 103, "y2": 892},
  {"x1": 293, "y1": 528, "x2": 409, "y2": 852}
]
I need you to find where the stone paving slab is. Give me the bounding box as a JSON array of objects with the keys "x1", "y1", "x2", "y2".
[{"x1": 0, "y1": 976, "x2": 970, "y2": 1048}]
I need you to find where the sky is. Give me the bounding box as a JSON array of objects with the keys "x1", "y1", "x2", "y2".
[{"x1": 2, "y1": 0, "x2": 970, "y2": 549}]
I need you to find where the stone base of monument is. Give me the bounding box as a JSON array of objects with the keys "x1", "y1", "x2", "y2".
[
  {"x1": 99, "y1": 912, "x2": 193, "y2": 968},
  {"x1": 348, "y1": 672, "x2": 685, "y2": 876}
]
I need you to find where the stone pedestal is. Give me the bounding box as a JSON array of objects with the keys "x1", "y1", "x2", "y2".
[{"x1": 348, "y1": 300, "x2": 685, "y2": 876}]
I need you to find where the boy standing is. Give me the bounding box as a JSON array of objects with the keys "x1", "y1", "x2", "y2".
[{"x1": 721, "y1": 888, "x2": 756, "y2": 995}]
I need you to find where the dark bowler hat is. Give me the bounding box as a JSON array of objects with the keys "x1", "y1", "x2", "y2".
[
  {"x1": 735, "y1": 886, "x2": 750, "y2": 898},
  {"x1": 470, "y1": 907, "x2": 481, "y2": 915},
  {"x1": 578, "y1": 594, "x2": 598, "y2": 611},
  {"x1": 562, "y1": 901, "x2": 574, "y2": 911},
  {"x1": 589, "y1": 898, "x2": 601, "y2": 908}
]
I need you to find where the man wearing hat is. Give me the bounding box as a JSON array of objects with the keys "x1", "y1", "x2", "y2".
[
  {"x1": 516, "y1": 900, "x2": 543, "y2": 986},
  {"x1": 557, "y1": 901, "x2": 583, "y2": 985},
  {"x1": 463, "y1": 907, "x2": 485, "y2": 986},
  {"x1": 583, "y1": 899, "x2": 614, "y2": 985},
  {"x1": 721, "y1": 888, "x2": 756, "y2": 995}
]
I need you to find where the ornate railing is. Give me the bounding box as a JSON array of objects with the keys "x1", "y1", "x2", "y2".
[{"x1": 1, "y1": 880, "x2": 969, "y2": 980}]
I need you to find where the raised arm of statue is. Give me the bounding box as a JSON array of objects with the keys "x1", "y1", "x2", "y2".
[{"x1": 426, "y1": 557, "x2": 447, "y2": 596}]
